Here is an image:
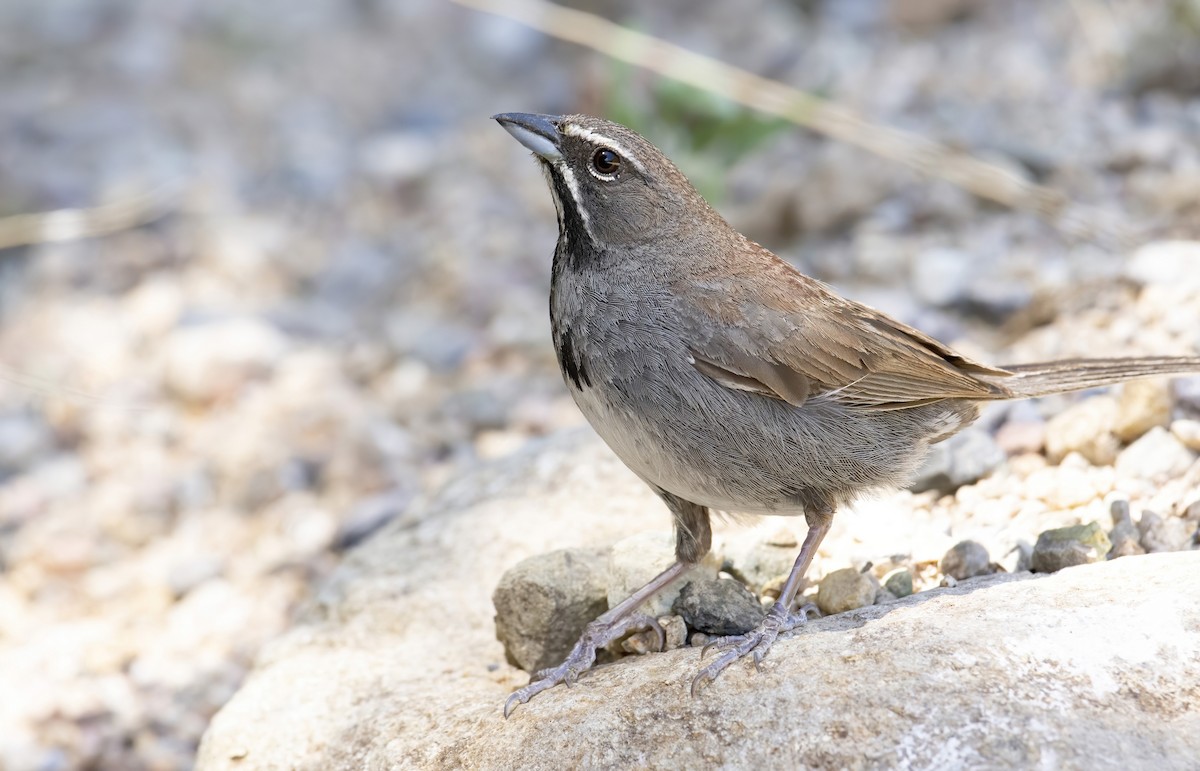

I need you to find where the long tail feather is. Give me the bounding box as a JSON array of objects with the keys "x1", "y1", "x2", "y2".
[{"x1": 992, "y1": 357, "x2": 1200, "y2": 399}]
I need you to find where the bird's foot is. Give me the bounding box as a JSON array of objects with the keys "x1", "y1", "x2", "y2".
[
  {"x1": 503, "y1": 613, "x2": 664, "y2": 718},
  {"x1": 691, "y1": 600, "x2": 818, "y2": 696}
]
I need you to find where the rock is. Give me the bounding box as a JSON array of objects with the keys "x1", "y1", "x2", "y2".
[
  {"x1": 1031, "y1": 523, "x2": 1112, "y2": 573},
  {"x1": 1114, "y1": 380, "x2": 1173, "y2": 443},
  {"x1": 882, "y1": 568, "x2": 914, "y2": 598},
  {"x1": 888, "y1": 0, "x2": 984, "y2": 27},
  {"x1": 166, "y1": 555, "x2": 226, "y2": 599},
  {"x1": 1170, "y1": 419, "x2": 1200, "y2": 452},
  {"x1": 1126, "y1": 241, "x2": 1200, "y2": 291},
  {"x1": 910, "y1": 248, "x2": 973, "y2": 308},
  {"x1": 1045, "y1": 396, "x2": 1120, "y2": 466},
  {"x1": 939, "y1": 540, "x2": 992, "y2": 580},
  {"x1": 608, "y1": 533, "x2": 719, "y2": 619},
  {"x1": 794, "y1": 142, "x2": 897, "y2": 233},
  {"x1": 197, "y1": 537, "x2": 1200, "y2": 769},
  {"x1": 493, "y1": 547, "x2": 610, "y2": 673},
  {"x1": 1007, "y1": 541, "x2": 1034, "y2": 573},
  {"x1": 1137, "y1": 511, "x2": 1194, "y2": 554},
  {"x1": 994, "y1": 417, "x2": 1046, "y2": 456},
  {"x1": 0, "y1": 412, "x2": 55, "y2": 477},
  {"x1": 672, "y1": 579, "x2": 765, "y2": 636},
  {"x1": 1174, "y1": 376, "x2": 1200, "y2": 419},
  {"x1": 1115, "y1": 427, "x2": 1197, "y2": 482},
  {"x1": 1185, "y1": 500, "x2": 1200, "y2": 523},
  {"x1": 909, "y1": 428, "x2": 1006, "y2": 494},
  {"x1": 816, "y1": 567, "x2": 879, "y2": 615},
  {"x1": 622, "y1": 615, "x2": 687, "y2": 655},
  {"x1": 1107, "y1": 500, "x2": 1145, "y2": 559},
  {"x1": 162, "y1": 317, "x2": 288, "y2": 404},
  {"x1": 723, "y1": 537, "x2": 798, "y2": 596}
]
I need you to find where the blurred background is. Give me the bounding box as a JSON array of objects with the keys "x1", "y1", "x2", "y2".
[{"x1": 1, "y1": 0, "x2": 1198, "y2": 767}]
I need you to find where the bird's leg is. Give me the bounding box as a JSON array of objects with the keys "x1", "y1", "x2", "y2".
[
  {"x1": 503, "y1": 559, "x2": 686, "y2": 717},
  {"x1": 504, "y1": 491, "x2": 711, "y2": 717},
  {"x1": 691, "y1": 503, "x2": 833, "y2": 695}
]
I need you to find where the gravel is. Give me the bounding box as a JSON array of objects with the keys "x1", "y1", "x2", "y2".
[{"x1": 1, "y1": 0, "x2": 1199, "y2": 767}]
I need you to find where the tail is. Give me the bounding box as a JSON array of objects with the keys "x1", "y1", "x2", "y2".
[{"x1": 991, "y1": 357, "x2": 1200, "y2": 399}]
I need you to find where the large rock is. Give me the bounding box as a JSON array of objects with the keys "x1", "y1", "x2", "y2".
[{"x1": 197, "y1": 431, "x2": 1200, "y2": 770}]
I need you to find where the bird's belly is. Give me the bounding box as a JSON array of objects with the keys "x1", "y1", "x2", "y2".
[{"x1": 567, "y1": 373, "x2": 954, "y2": 515}]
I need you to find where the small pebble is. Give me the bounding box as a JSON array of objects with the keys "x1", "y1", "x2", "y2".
[
  {"x1": 882, "y1": 568, "x2": 914, "y2": 598},
  {"x1": 1107, "y1": 500, "x2": 1145, "y2": 559},
  {"x1": 939, "y1": 540, "x2": 992, "y2": 580},
  {"x1": 1031, "y1": 522, "x2": 1112, "y2": 573},
  {"x1": 1006, "y1": 541, "x2": 1033, "y2": 573},
  {"x1": 816, "y1": 567, "x2": 879, "y2": 615},
  {"x1": 622, "y1": 615, "x2": 688, "y2": 655}
]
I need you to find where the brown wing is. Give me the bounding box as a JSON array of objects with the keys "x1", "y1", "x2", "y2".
[{"x1": 677, "y1": 253, "x2": 1013, "y2": 410}]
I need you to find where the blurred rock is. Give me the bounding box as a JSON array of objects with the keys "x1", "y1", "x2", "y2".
[
  {"x1": 1115, "y1": 427, "x2": 1197, "y2": 482},
  {"x1": 1136, "y1": 510, "x2": 1194, "y2": 553},
  {"x1": 0, "y1": 412, "x2": 56, "y2": 478},
  {"x1": 723, "y1": 535, "x2": 798, "y2": 596},
  {"x1": 794, "y1": 143, "x2": 897, "y2": 233},
  {"x1": 672, "y1": 579, "x2": 765, "y2": 636},
  {"x1": 887, "y1": 0, "x2": 983, "y2": 27},
  {"x1": 910, "y1": 248, "x2": 972, "y2": 308},
  {"x1": 939, "y1": 540, "x2": 992, "y2": 580},
  {"x1": 1045, "y1": 397, "x2": 1120, "y2": 466},
  {"x1": 1125, "y1": 241, "x2": 1200, "y2": 290},
  {"x1": 910, "y1": 428, "x2": 1005, "y2": 494},
  {"x1": 994, "y1": 417, "x2": 1046, "y2": 456},
  {"x1": 162, "y1": 318, "x2": 288, "y2": 404},
  {"x1": 1107, "y1": 500, "x2": 1145, "y2": 559},
  {"x1": 1031, "y1": 523, "x2": 1112, "y2": 573},
  {"x1": 1114, "y1": 380, "x2": 1172, "y2": 443},
  {"x1": 493, "y1": 547, "x2": 610, "y2": 673},
  {"x1": 816, "y1": 567, "x2": 879, "y2": 615},
  {"x1": 1173, "y1": 376, "x2": 1200, "y2": 418},
  {"x1": 1169, "y1": 419, "x2": 1200, "y2": 451},
  {"x1": 882, "y1": 568, "x2": 914, "y2": 598}
]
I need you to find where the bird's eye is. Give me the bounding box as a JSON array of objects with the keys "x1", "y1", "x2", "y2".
[{"x1": 591, "y1": 148, "x2": 621, "y2": 176}]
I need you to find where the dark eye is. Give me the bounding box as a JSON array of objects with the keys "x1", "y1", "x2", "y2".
[{"x1": 591, "y1": 148, "x2": 621, "y2": 176}]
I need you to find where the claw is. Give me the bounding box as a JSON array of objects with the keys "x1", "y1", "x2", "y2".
[
  {"x1": 503, "y1": 612, "x2": 664, "y2": 717},
  {"x1": 688, "y1": 601, "x2": 813, "y2": 697}
]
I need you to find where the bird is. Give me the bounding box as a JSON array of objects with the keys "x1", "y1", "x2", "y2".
[{"x1": 493, "y1": 111, "x2": 1200, "y2": 717}]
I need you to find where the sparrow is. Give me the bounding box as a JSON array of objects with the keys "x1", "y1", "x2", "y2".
[{"x1": 493, "y1": 111, "x2": 1200, "y2": 717}]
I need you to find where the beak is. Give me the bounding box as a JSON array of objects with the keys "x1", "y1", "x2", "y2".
[{"x1": 493, "y1": 112, "x2": 563, "y2": 162}]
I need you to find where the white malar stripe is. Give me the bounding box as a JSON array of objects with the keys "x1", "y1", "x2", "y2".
[
  {"x1": 556, "y1": 162, "x2": 596, "y2": 242},
  {"x1": 560, "y1": 124, "x2": 647, "y2": 175},
  {"x1": 540, "y1": 163, "x2": 568, "y2": 248}
]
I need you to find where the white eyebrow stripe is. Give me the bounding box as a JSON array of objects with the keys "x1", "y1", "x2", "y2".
[{"x1": 560, "y1": 124, "x2": 647, "y2": 174}]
